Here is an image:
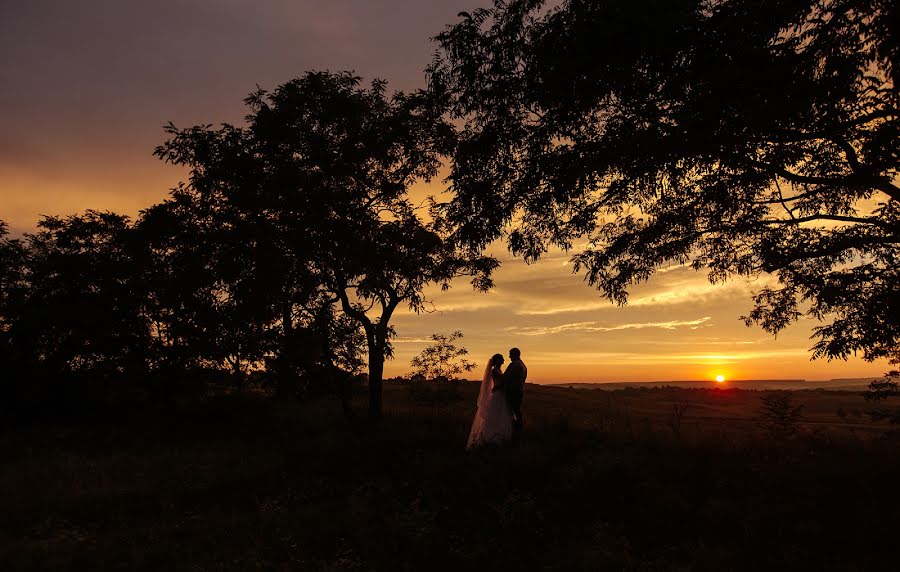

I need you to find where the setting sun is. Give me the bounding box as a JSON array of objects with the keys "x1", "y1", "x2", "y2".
[{"x1": 715, "y1": 374, "x2": 726, "y2": 383}]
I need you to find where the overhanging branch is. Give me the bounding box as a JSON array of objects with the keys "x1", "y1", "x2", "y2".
[
  {"x1": 743, "y1": 158, "x2": 900, "y2": 203},
  {"x1": 760, "y1": 214, "x2": 893, "y2": 228}
]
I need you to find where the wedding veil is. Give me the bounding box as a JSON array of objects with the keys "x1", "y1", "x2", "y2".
[{"x1": 475, "y1": 358, "x2": 492, "y2": 413}]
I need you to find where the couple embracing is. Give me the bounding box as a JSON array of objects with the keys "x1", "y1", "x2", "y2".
[{"x1": 466, "y1": 348, "x2": 528, "y2": 450}]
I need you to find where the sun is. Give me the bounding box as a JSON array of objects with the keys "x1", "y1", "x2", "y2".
[{"x1": 715, "y1": 374, "x2": 726, "y2": 383}]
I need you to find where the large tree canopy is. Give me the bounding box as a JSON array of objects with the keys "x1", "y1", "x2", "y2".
[
  {"x1": 430, "y1": 0, "x2": 899, "y2": 363},
  {"x1": 156, "y1": 71, "x2": 497, "y2": 417}
]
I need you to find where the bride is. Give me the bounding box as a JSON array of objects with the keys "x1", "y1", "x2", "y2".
[{"x1": 466, "y1": 353, "x2": 514, "y2": 449}]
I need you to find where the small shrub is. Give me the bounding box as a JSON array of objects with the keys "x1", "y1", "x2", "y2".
[
  {"x1": 668, "y1": 399, "x2": 691, "y2": 439},
  {"x1": 409, "y1": 331, "x2": 475, "y2": 382},
  {"x1": 757, "y1": 392, "x2": 804, "y2": 439}
]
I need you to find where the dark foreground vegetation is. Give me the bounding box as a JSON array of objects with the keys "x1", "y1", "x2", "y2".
[
  {"x1": 3, "y1": 383, "x2": 900, "y2": 572},
  {"x1": 3, "y1": 0, "x2": 898, "y2": 426}
]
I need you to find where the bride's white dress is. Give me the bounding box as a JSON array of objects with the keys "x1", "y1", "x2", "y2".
[{"x1": 466, "y1": 361, "x2": 513, "y2": 449}]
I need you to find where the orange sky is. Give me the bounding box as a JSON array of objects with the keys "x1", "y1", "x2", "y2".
[{"x1": 1, "y1": 0, "x2": 890, "y2": 382}]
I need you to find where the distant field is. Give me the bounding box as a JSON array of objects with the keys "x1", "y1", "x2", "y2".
[
  {"x1": 390, "y1": 381, "x2": 889, "y2": 440},
  {"x1": 550, "y1": 378, "x2": 877, "y2": 391},
  {"x1": 507, "y1": 383, "x2": 887, "y2": 439}
]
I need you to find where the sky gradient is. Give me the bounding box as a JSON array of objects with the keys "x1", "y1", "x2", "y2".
[{"x1": 1, "y1": 0, "x2": 890, "y2": 382}]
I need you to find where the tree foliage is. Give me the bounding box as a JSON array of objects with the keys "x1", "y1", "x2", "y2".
[
  {"x1": 409, "y1": 331, "x2": 476, "y2": 381},
  {"x1": 0, "y1": 220, "x2": 28, "y2": 377},
  {"x1": 137, "y1": 183, "x2": 306, "y2": 392},
  {"x1": 863, "y1": 369, "x2": 900, "y2": 422},
  {"x1": 757, "y1": 392, "x2": 806, "y2": 439},
  {"x1": 0, "y1": 212, "x2": 159, "y2": 411},
  {"x1": 0, "y1": 73, "x2": 497, "y2": 416},
  {"x1": 155, "y1": 71, "x2": 497, "y2": 417},
  {"x1": 430, "y1": 0, "x2": 900, "y2": 363},
  {"x1": 10, "y1": 212, "x2": 149, "y2": 378}
]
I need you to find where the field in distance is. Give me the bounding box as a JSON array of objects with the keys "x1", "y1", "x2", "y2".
[
  {"x1": 389, "y1": 380, "x2": 889, "y2": 440},
  {"x1": 549, "y1": 378, "x2": 876, "y2": 391}
]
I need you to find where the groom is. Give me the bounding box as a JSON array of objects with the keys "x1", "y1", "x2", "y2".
[{"x1": 505, "y1": 347, "x2": 527, "y2": 436}]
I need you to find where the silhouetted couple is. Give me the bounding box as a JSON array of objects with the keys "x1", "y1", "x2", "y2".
[{"x1": 466, "y1": 348, "x2": 528, "y2": 449}]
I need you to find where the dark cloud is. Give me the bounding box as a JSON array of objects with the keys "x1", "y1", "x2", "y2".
[
  {"x1": 0, "y1": 0, "x2": 482, "y2": 229},
  {"x1": 1, "y1": 1, "x2": 482, "y2": 130}
]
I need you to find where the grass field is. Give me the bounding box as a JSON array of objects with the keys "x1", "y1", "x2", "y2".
[
  {"x1": 532, "y1": 384, "x2": 884, "y2": 438},
  {"x1": 2, "y1": 382, "x2": 899, "y2": 571}
]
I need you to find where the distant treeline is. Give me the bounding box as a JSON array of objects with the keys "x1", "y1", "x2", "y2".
[{"x1": 0, "y1": 207, "x2": 367, "y2": 414}]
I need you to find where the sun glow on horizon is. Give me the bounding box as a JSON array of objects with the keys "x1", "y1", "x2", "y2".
[{"x1": 715, "y1": 374, "x2": 726, "y2": 383}]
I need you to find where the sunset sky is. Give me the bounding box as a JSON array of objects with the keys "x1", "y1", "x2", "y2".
[{"x1": 1, "y1": 0, "x2": 890, "y2": 382}]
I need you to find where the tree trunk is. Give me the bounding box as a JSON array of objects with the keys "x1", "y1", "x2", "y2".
[
  {"x1": 365, "y1": 307, "x2": 397, "y2": 421},
  {"x1": 367, "y1": 336, "x2": 384, "y2": 421},
  {"x1": 334, "y1": 283, "x2": 396, "y2": 421},
  {"x1": 231, "y1": 357, "x2": 243, "y2": 394}
]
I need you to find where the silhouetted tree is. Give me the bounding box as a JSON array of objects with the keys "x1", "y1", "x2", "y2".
[
  {"x1": 155, "y1": 71, "x2": 497, "y2": 418},
  {"x1": 0, "y1": 220, "x2": 28, "y2": 401},
  {"x1": 0, "y1": 221, "x2": 25, "y2": 332},
  {"x1": 863, "y1": 369, "x2": 900, "y2": 423},
  {"x1": 139, "y1": 187, "x2": 365, "y2": 402},
  {"x1": 430, "y1": 0, "x2": 899, "y2": 364},
  {"x1": 409, "y1": 331, "x2": 476, "y2": 381},
  {"x1": 4, "y1": 212, "x2": 150, "y2": 403},
  {"x1": 137, "y1": 190, "x2": 289, "y2": 394}
]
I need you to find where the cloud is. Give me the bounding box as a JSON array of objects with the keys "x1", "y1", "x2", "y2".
[
  {"x1": 628, "y1": 338, "x2": 765, "y2": 346},
  {"x1": 514, "y1": 302, "x2": 613, "y2": 316},
  {"x1": 651, "y1": 348, "x2": 814, "y2": 364},
  {"x1": 505, "y1": 317, "x2": 712, "y2": 336},
  {"x1": 626, "y1": 279, "x2": 763, "y2": 308},
  {"x1": 502, "y1": 262, "x2": 774, "y2": 316},
  {"x1": 393, "y1": 289, "x2": 505, "y2": 316},
  {"x1": 392, "y1": 337, "x2": 435, "y2": 343},
  {"x1": 523, "y1": 347, "x2": 811, "y2": 366}
]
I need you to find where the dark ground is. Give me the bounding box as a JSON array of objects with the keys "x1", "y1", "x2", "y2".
[{"x1": 2, "y1": 382, "x2": 899, "y2": 571}]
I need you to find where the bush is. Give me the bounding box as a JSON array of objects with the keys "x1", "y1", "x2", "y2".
[
  {"x1": 409, "y1": 331, "x2": 475, "y2": 382},
  {"x1": 757, "y1": 392, "x2": 804, "y2": 439}
]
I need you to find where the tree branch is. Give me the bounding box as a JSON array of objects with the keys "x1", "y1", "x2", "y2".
[
  {"x1": 752, "y1": 188, "x2": 819, "y2": 205},
  {"x1": 743, "y1": 158, "x2": 900, "y2": 203},
  {"x1": 761, "y1": 214, "x2": 891, "y2": 228},
  {"x1": 869, "y1": 178, "x2": 900, "y2": 203},
  {"x1": 774, "y1": 179, "x2": 797, "y2": 221},
  {"x1": 334, "y1": 276, "x2": 373, "y2": 333},
  {"x1": 833, "y1": 137, "x2": 862, "y2": 172},
  {"x1": 745, "y1": 158, "x2": 850, "y2": 186}
]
